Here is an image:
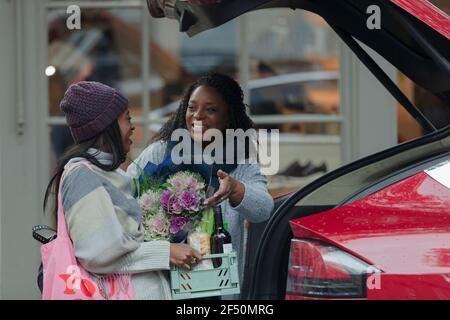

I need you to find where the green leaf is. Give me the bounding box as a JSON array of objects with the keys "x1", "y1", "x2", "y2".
[{"x1": 198, "y1": 207, "x2": 215, "y2": 235}]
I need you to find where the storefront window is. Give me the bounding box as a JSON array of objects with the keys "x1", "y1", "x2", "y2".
[
  {"x1": 45, "y1": 2, "x2": 342, "y2": 196},
  {"x1": 145, "y1": 16, "x2": 239, "y2": 140},
  {"x1": 246, "y1": 9, "x2": 341, "y2": 195},
  {"x1": 46, "y1": 1, "x2": 241, "y2": 167},
  {"x1": 248, "y1": 9, "x2": 339, "y2": 118},
  {"x1": 47, "y1": 7, "x2": 144, "y2": 163}
]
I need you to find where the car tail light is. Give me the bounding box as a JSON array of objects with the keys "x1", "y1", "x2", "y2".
[{"x1": 286, "y1": 239, "x2": 380, "y2": 299}]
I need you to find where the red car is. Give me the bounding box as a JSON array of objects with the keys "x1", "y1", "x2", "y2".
[{"x1": 148, "y1": 0, "x2": 450, "y2": 299}]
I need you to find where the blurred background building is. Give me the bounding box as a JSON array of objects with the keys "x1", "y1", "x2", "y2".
[{"x1": 0, "y1": 0, "x2": 449, "y2": 299}]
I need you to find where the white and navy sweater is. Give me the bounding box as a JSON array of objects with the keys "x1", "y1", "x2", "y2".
[{"x1": 127, "y1": 141, "x2": 274, "y2": 296}]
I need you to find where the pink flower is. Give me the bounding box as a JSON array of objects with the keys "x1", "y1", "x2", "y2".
[
  {"x1": 149, "y1": 216, "x2": 168, "y2": 235},
  {"x1": 143, "y1": 211, "x2": 170, "y2": 240},
  {"x1": 187, "y1": 177, "x2": 197, "y2": 190},
  {"x1": 171, "y1": 180, "x2": 184, "y2": 194},
  {"x1": 168, "y1": 172, "x2": 203, "y2": 193},
  {"x1": 139, "y1": 191, "x2": 157, "y2": 212}
]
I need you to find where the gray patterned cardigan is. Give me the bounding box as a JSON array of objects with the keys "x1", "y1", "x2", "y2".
[{"x1": 61, "y1": 151, "x2": 172, "y2": 300}]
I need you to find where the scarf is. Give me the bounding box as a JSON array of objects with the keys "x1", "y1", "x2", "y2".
[{"x1": 139, "y1": 139, "x2": 238, "y2": 191}]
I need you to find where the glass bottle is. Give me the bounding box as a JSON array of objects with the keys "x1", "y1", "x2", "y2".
[{"x1": 210, "y1": 206, "x2": 232, "y2": 267}]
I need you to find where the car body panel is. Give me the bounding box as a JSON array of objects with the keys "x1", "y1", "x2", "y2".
[
  {"x1": 286, "y1": 274, "x2": 450, "y2": 300},
  {"x1": 290, "y1": 169, "x2": 450, "y2": 275},
  {"x1": 367, "y1": 274, "x2": 450, "y2": 299}
]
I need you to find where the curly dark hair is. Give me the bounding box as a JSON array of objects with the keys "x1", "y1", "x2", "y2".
[{"x1": 153, "y1": 72, "x2": 255, "y2": 142}]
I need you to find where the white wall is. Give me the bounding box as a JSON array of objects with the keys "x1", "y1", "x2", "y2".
[
  {"x1": 340, "y1": 42, "x2": 398, "y2": 163},
  {"x1": 0, "y1": 0, "x2": 48, "y2": 299}
]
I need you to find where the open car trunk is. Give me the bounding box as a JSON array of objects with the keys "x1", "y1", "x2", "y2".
[{"x1": 148, "y1": 0, "x2": 450, "y2": 130}]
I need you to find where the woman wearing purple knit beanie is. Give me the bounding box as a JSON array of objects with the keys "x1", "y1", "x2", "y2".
[{"x1": 43, "y1": 81, "x2": 201, "y2": 299}]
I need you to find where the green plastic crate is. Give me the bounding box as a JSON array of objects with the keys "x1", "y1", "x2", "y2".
[{"x1": 170, "y1": 252, "x2": 240, "y2": 300}]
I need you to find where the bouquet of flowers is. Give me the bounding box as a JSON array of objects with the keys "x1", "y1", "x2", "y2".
[{"x1": 135, "y1": 170, "x2": 214, "y2": 242}]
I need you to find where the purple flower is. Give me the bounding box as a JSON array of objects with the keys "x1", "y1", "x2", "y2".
[
  {"x1": 169, "y1": 216, "x2": 189, "y2": 234},
  {"x1": 170, "y1": 198, "x2": 184, "y2": 214},
  {"x1": 160, "y1": 190, "x2": 183, "y2": 214},
  {"x1": 160, "y1": 190, "x2": 173, "y2": 211},
  {"x1": 180, "y1": 191, "x2": 200, "y2": 212}
]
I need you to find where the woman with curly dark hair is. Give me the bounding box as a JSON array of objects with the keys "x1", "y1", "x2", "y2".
[{"x1": 128, "y1": 73, "x2": 274, "y2": 298}]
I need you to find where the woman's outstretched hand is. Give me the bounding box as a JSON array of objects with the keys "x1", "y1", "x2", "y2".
[
  {"x1": 169, "y1": 243, "x2": 202, "y2": 270},
  {"x1": 204, "y1": 169, "x2": 245, "y2": 208}
]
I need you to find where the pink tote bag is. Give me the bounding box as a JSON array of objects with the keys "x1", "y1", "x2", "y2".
[{"x1": 41, "y1": 162, "x2": 134, "y2": 300}]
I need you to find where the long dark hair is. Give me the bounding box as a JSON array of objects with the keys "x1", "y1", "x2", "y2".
[
  {"x1": 43, "y1": 120, "x2": 126, "y2": 223},
  {"x1": 153, "y1": 72, "x2": 255, "y2": 142}
]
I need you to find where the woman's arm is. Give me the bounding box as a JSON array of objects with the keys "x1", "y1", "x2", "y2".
[
  {"x1": 205, "y1": 164, "x2": 274, "y2": 223},
  {"x1": 229, "y1": 164, "x2": 274, "y2": 223}
]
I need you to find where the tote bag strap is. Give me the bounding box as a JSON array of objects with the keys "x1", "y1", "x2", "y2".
[{"x1": 56, "y1": 161, "x2": 94, "y2": 238}]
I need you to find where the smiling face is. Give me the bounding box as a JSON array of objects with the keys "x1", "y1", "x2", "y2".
[
  {"x1": 185, "y1": 85, "x2": 231, "y2": 144},
  {"x1": 117, "y1": 109, "x2": 135, "y2": 154}
]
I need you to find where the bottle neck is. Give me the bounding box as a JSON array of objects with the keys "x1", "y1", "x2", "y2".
[{"x1": 214, "y1": 206, "x2": 224, "y2": 232}]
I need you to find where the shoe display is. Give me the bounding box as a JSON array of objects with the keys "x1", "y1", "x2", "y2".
[
  {"x1": 296, "y1": 162, "x2": 327, "y2": 177},
  {"x1": 279, "y1": 161, "x2": 300, "y2": 176},
  {"x1": 279, "y1": 161, "x2": 327, "y2": 177}
]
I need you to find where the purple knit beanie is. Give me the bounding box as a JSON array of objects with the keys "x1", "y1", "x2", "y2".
[{"x1": 60, "y1": 81, "x2": 128, "y2": 143}]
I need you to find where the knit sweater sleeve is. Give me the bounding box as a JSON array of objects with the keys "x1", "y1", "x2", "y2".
[
  {"x1": 229, "y1": 163, "x2": 274, "y2": 223},
  {"x1": 61, "y1": 166, "x2": 170, "y2": 275}
]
